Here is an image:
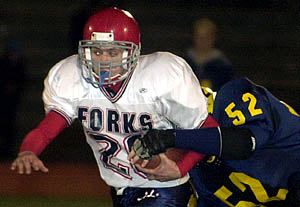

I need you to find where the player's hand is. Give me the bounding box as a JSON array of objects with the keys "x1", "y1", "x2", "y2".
[
  {"x1": 128, "y1": 147, "x2": 150, "y2": 168},
  {"x1": 134, "y1": 153, "x2": 181, "y2": 182},
  {"x1": 10, "y1": 151, "x2": 49, "y2": 174},
  {"x1": 130, "y1": 129, "x2": 176, "y2": 160}
]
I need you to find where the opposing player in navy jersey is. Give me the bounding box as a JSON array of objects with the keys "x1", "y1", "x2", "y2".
[{"x1": 130, "y1": 78, "x2": 300, "y2": 206}]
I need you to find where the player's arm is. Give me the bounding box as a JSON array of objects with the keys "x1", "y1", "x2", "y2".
[
  {"x1": 130, "y1": 115, "x2": 215, "y2": 180},
  {"x1": 175, "y1": 126, "x2": 255, "y2": 159},
  {"x1": 131, "y1": 125, "x2": 255, "y2": 161},
  {"x1": 11, "y1": 110, "x2": 69, "y2": 174}
]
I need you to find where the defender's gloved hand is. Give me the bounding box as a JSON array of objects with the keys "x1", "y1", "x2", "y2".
[{"x1": 133, "y1": 129, "x2": 176, "y2": 160}]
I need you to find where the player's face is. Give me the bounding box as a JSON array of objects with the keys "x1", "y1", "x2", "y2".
[
  {"x1": 91, "y1": 47, "x2": 125, "y2": 77},
  {"x1": 78, "y1": 39, "x2": 140, "y2": 87}
]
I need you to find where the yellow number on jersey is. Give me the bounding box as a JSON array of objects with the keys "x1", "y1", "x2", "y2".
[
  {"x1": 242, "y1": 93, "x2": 263, "y2": 116},
  {"x1": 225, "y1": 93, "x2": 263, "y2": 126},
  {"x1": 225, "y1": 103, "x2": 246, "y2": 126},
  {"x1": 214, "y1": 172, "x2": 288, "y2": 207}
]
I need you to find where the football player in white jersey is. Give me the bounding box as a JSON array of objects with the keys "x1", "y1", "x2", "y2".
[{"x1": 10, "y1": 7, "x2": 210, "y2": 207}]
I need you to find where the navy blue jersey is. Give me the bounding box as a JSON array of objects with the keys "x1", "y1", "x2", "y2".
[{"x1": 191, "y1": 78, "x2": 300, "y2": 207}]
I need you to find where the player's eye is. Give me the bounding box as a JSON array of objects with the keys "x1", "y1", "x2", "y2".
[
  {"x1": 92, "y1": 49, "x2": 103, "y2": 56},
  {"x1": 108, "y1": 49, "x2": 120, "y2": 57}
]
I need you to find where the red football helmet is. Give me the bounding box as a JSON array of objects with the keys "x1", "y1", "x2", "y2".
[{"x1": 78, "y1": 7, "x2": 141, "y2": 87}]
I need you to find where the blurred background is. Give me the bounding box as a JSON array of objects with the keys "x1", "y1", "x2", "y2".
[{"x1": 0, "y1": 0, "x2": 299, "y2": 206}]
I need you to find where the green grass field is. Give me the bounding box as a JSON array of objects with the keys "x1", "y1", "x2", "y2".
[{"x1": 0, "y1": 197, "x2": 112, "y2": 207}]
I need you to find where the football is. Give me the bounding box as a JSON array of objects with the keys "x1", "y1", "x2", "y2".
[{"x1": 139, "y1": 148, "x2": 187, "y2": 169}]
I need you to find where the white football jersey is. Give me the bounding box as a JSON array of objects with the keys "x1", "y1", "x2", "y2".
[{"x1": 43, "y1": 52, "x2": 208, "y2": 188}]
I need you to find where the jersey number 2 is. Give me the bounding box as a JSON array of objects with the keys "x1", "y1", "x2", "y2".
[{"x1": 91, "y1": 133, "x2": 139, "y2": 179}]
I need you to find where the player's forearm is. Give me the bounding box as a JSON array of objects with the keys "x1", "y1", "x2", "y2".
[
  {"x1": 134, "y1": 116, "x2": 255, "y2": 161},
  {"x1": 175, "y1": 127, "x2": 255, "y2": 160},
  {"x1": 20, "y1": 128, "x2": 50, "y2": 155},
  {"x1": 20, "y1": 110, "x2": 69, "y2": 155},
  {"x1": 176, "y1": 151, "x2": 205, "y2": 176},
  {"x1": 175, "y1": 114, "x2": 216, "y2": 176}
]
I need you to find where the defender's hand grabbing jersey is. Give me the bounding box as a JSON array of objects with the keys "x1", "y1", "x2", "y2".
[
  {"x1": 191, "y1": 78, "x2": 300, "y2": 206},
  {"x1": 43, "y1": 52, "x2": 208, "y2": 189}
]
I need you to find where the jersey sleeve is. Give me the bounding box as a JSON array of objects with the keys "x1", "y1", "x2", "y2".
[
  {"x1": 153, "y1": 53, "x2": 208, "y2": 129},
  {"x1": 42, "y1": 55, "x2": 86, "y2": 124},
  {"x1": 212, "y1": 78, "x2": 275, "y2": 148}
]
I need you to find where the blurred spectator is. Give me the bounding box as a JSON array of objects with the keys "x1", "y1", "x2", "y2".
[
  {"x1": 0, "y1": 41, "x2": 26, "y2": 160},
  {"x1": 184, "y1": 18, "x2": 234, "y2": 91}
]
